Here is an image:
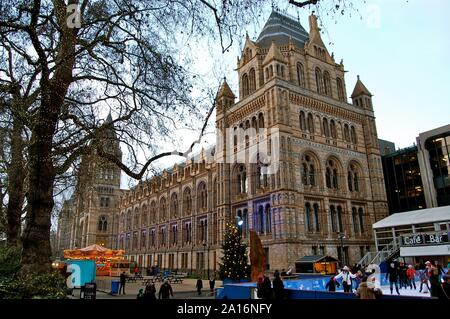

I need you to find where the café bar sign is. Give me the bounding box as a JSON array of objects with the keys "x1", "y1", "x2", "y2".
[{"x1": 402, "y1": 232, "x2": 449, "y2": 246}]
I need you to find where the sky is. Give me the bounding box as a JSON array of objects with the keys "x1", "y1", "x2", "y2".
[{"x1": 115, "y1": 0, "x2": 450, "y2": 188}]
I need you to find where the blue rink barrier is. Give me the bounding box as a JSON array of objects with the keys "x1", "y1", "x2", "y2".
[{"x1": 216, "y1": 272, "x2": 434, "y2": 299}]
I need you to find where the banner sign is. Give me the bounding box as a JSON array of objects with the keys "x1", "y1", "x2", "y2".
[{"x1": 401, "y1": 232, "x2": 449, "y2": 246}]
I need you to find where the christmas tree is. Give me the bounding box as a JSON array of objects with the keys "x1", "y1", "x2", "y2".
[{"x1": 218, "y1": 222, "x2": 250, "y2": 280}]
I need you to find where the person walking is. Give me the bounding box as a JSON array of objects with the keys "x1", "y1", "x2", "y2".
[
  {"x1": 158, "y1": 279, "x2": 174, "y2": 299},
  {"x1": 143, "y1": 283, "x2": 157, "y2": 300},
  {"x1": 385, "y1": 263, "x2": 400, "y2": 295},
  {"x1": 406, "y1": 265, "x2": 417, "y2": 290},
  {"x1": 119, "y1": 271, "x2": 127, "y2": 295},
  {"x1": 209, "y1": 277, "x2": 216, "y2": 293},
  {"x1": 272, "y1": 271, "x2": 285, "y2": 300},
  {"x1": 262, "y1": 275, "x2": 273, "y2": 299},
  {"x1": 325, "y1": 276, "x2": 340, "y2": 292},
  {"x1": 335, "y1": 266, "x2": 356, "y2": 293},
  {"x1": 196, "y1": 278, "x2": 203, "y2": 296}
]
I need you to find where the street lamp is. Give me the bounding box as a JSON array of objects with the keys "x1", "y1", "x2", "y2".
[{"x1": 337, "y1": 232, "x2": 346, "y2": 267}]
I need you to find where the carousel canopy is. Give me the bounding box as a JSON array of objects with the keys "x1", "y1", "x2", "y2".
[{"x1": 64, "y1": 244, "x2": 125, "y2": 260}]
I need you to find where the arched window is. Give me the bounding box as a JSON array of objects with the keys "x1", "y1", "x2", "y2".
[
  {"x1": 265, "y1": 68, "x2": 269, "y2": 81},
  {"x1": 352, "y1": 207, "x2": 359, "y2": 234},
  {"x1": 269, "y1": 65, "x2": 273, "y2": 77},
  {"x1": 305, "y1": 203, "x2": 312, "y2": 232},
  {"x1": 336, "y1": 77, "x2": 345, "y2": 101},
  {"x1": 120, "y1": 212, "x2": 125, "y2": 231},
  {"x1": 213, "y1": 178, "x2": 218, "y2": 208},
  {"x1": 315, "y1": 67, "x2": 323, "y2": 93},
  {"x1": 323, "y1": 71, "x2": 331, "y2": 96},
  {"x1": 307, "y1": 113, "x2": 314, "y2": 133},
  {"x1": 299, "y1": 111, "x2": 306, "y2": 132},
  {"x1": 159, "y1": 197, "x2": 167, "y2": 222},
  {"x1": 251, "y1": 116, "x2": 257, "y2": 129},
  {"x1": 249, "y1": 68, "x2": 256, "y2": 93},
  {"x1": 301, "y1": 154, "x2": 316, "y2": 186},
  {"x1": 313, "y1": 203, "x2": 320, "y2": 232},
  {"x1": 337, "y1": 206, "x2": 343, "y2": 232},
  {"x1": 330, "y1": 205, "x2": 343, "y2": 233},
  {"x1": 242, "y1": 73, "x2": 249, "y2": 97},
  {"x1": 235, "y1": 165, "x2": 247, "y2": 194},
  {"x1": 134, "y1": 208, "x2": 139, "y2": 229},
  {"x1": 237, "y1": 209, "x2": 249, "y2": 236},
  {"x1": 344, "y1": 124, "x2": 350, "y2": 142},
  {"x1": 258, "y1": 113, "x2": 264, "y2": 129},
  {"x1": 98, "y1": 216, "x2": 107, "y2": 231},
  {"x1": 150, "y1": 201, "x2": 157, "y2": 223},
  {"x1": 322, "y1": 118, "x2": 330, "y2": 137},
  {"x1": 350, "y1": 126, "x2": 357, "y2": 144},
  {"x1": 183, "y1": 188, "x2": 192, "y2": 216},
  {"x1": 330, "y1": 119, "x2": 337, "y2": 139},
  {"x1": 326, "y1": 159, "x2": 339, "y2": 189},
  {"x1": 258, "y1": 206, "x2": 264, "y2": 234},
  {"x1": 142, "y1": 205, "x2": 148, "y2": 227},
  {"x1": 297, "y1": 62, "x2": 306, "y2": 87},
  {"x1": 348, "y1": 163, "x2": 360, "y2": 192},
  {"x1": 197, "y1": 182, "x2": 208, "y2": 211},
  {"x1": 126, "y1": 210, "x2": 132, "y2": 230},
  {"x1": 170, "y1": 193, "x2": 178, "y2": 219},
  {"x1": 358, "y1": 207, "x2": 365, "y2": 233},
  {"x1": 265, "y1": 204, "x2": 271, "y2": 234}
]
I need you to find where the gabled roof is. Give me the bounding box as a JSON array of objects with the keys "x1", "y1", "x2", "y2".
[
  {"x1": 262, "y1": 41, "x2": 287, "y2": 65},
  {"x1": 351, "y1": 75, "x2": 372, "y2": 98},
  {"x1": 256, "y1": 11, "x2": 309, "y2": 48}
]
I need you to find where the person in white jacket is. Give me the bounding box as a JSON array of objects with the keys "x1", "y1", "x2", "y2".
[{"x1": 335, "y1": 266, "x2": 357, "y2": 293}]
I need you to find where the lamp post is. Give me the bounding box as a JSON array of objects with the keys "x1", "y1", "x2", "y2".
[{"x1": 338, "y1": 232, "x2": 346, "y2": 267}]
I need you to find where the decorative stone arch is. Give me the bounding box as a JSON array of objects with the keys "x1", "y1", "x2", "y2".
[
  {"x1": 170, "y1": 192, "x2": 179, "y2": 219},
  {"x1": 159, "y1": 196, "x2": 167, "y2": 222},
  {"x1": 141, "y1": 203, "x2": 148, "y2": 227},
  {"x1": 346, "y1": 159, "x2": 365, "y2": 193},
  {"x1": 299, "y1": 149, "x2": 322, "y2": 187},
  {"x1": 149, "y1": 200, "x2": 157, "y2": 224},
  {"x1": 196, "y1": 180, "x2": 208, "y2": 212},
  {"x1": 324, "y1": 154, "x2": 345, "y2": 190},
  {"x1": 182, "y1": 186, "x2": 192, "y2": 217}
]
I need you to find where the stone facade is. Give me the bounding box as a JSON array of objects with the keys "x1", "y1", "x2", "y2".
[{"x1": 56, "y1": 12, "x2": 389, "y2": 274}]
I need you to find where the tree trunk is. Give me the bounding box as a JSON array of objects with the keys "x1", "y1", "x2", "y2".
[
  {"x1": 20, "y1": 112, "x2": 57, "y2": 274},
  {"x1": 6, "y1": 116, "x2": 25, "y2": 246}
]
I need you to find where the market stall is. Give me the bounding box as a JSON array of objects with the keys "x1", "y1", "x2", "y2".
[{"x1": 295, "y1": 255, "x2": 339, "y2": 274}]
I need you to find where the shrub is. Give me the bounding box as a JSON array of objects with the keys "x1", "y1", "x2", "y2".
[
  {"x1": 0, "y1": 271, "x2": 69, "y2": 299},
  {"x1": 0, "y1": 245, "x2": 21, "y2": 279}
]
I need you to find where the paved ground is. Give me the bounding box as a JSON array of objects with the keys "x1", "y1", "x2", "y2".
[{"x1": 90, "y1": 277, "x2": 218, "y2": 299}]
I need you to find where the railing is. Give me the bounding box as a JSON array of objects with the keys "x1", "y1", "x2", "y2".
[{"x1": 358, "y1": 237, "x2": 401, "y2": 267}]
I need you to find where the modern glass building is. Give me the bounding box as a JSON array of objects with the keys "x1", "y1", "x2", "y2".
[
  {"x1": 382, "y1": 145, "x2": 426, "y2": 214},
  {"x1": 418, "y1": 125, "x2": 450, "y2": 207}
]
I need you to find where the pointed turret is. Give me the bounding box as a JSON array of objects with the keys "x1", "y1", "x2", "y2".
[
  {"x1": 351, "y1": 75, "x2": 373, "y2": 109},
  {"x1": 216, "y1": 77, "x2": 235, "y2": 114}
]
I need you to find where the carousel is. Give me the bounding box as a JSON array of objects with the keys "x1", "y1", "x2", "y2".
[{"x1": 63, "y1": 244, "x2": 131, "y2": 277}]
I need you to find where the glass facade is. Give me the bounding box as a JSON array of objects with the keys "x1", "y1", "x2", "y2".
[
  {"x1": 382, "y1": 146, "x2": 426, "y2": 213},
  {"x1": 425, "y1": 134, "x2": 450, "y2": 206}
]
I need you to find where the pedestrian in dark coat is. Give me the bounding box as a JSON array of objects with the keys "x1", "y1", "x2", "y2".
[
  {"x1": 272, "y1": 271, "x2": 285, "y2": 300},
  {"x1": 196, "y1": 278, "x2": 203, "y2": 296},
  {"x1": 143, "y1": 283, "x2": 157, "y2": 300},
  {"x1": 429, "y1": 265, "x2": 441, "y2": 298},
  {"x1": 325, "y1": 276, "x2": 340, "y2": 292},
  {"x1": 263, "y1": 275, "x2": 273, "y2": 299},
  {"x1": 385, "y1": 263, "x2": 400, "y2": 295},
  {"x1": 158, "y1": 279, "x2": 174, "y2": 299},
  {"x1": 209, "y1": 277, "x2": 216, "y2": 292},
  {"x1": 438, "y1": 274, "x2": 450, "y2": 300},
  {"x1": 119, "y1": 272, "x2": 127, "y2": 295}
]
